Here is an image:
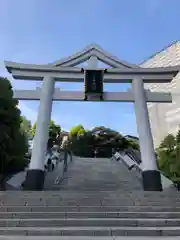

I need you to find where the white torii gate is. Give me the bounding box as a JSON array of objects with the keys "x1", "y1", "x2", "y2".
[{"x1": 4, "y1": 43, "x2": 180, "y2": 191}]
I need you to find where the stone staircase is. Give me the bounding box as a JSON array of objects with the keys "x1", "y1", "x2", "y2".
[
  {"x1": 1, "y1": 156, "x2": 180, "y2": 237},
  {"x1": 59, "y1": 157, "x2": 142, "y2": 191}
]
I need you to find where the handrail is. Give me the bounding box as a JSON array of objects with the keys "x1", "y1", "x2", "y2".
[
  {"x1": 63, "y1": 150, "x2": 73, "y2": 172},
  {"x1": 43, "y1": 150, "x2": 73, "y2": 189},
  {"x1": 113, "y1": 151, "x2": 175, "y2": 190},
  {"x1": 125, "y1": 147, "x2": 142, "y2": 165}
]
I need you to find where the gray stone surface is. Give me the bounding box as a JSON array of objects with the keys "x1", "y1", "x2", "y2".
[
  {"x1": 1, "y1": 189, "x2": 180, "y2": 206},
  {"x1": 1, "y1": 156, "x2": 180, "y2": 237},
  {"x1": 0, "y1": 218, "x2": 180, "y2": 228},
  {"x1": 0, "y1": 237, "x2": 115, "y2": 240},
  {"x1": 1, "y1": 211, "x2": 180, "y2": 219},
  {"x1": 59, "y1": 157, "x2": 142, "y2": 191},
  {"x1": 0, "y1": 226, "x2": 180, "y2": 236},
  {"x1": 1, "y1": 237, "x2": 180, "y2": 240},
  {"x1": 0, "y1": 205, "x2": 180, "y2": 213},
  {"x1": 0, "y1": 237, "x2": 180, "y2": 240},
  {"x1": 44, "y1": 160, "x2": 64, "y2": 190}
]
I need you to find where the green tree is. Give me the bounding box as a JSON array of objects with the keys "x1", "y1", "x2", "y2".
[
  {"x1": 90, "y1": 127, "x2": 136, "y2": 155},
  {"x1": 0, "y1": 77, "x2": 29, "y2": 188},
  {"x1": 159, "y1": 134, "x2": 176, "y2": 151},
  {"x1": 176, "y1": 129, "x2": 180, "y2": 146},
  {"x1": 20, "y1": 116, "x2": 32, "y2": 140},
  {"x1": 32, "y1": 120, "x2": 61, "y2": 142},
  {"x1": 77, "y1": 128, "x2": 86, "y2": 138},
  {"x1": 128, "y1": 139, "x2": 140, "y2": 150},
  {"x1": 68, "y1": 125, "x2": 139, "y2": 158},
  {"x1": 157, "y1": 131, "x2": 180, "y2": 185},
  {"x1": 69, "y1": 124, "x2": 84, "y2": 138},
  {"x1": 49, "y1": 120, "x2": 61, "y2": 139}
]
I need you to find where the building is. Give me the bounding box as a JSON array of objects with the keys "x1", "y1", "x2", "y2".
[
  {"x1": 124, "y1": 135, "x2": 139, "y2": 145},
  {"x1": 60, "y1": 131, "x2": 69, "y2": 149},
  {"x1": 141, "y1": 40, "x2": 180, "y2": 148}
]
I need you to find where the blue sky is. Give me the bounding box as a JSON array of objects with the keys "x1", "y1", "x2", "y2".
[{"x1": 0, "y1": 0, "x2": 180, "y2": 136}]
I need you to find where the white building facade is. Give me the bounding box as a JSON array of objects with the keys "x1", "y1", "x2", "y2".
[{"x1": 142, "y1": 40, "x2": 180, "y2": 148}]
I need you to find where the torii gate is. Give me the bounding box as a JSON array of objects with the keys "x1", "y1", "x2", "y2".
[{"x1": 5, "y1": 43, "x2": 179, "y2": 191}]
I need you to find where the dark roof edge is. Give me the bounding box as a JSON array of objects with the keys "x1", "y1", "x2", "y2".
[
  {"x1": 140, "y1": 40, "x2": 180, "y2": 65},
  {"x1": 124, "y1": 135, "x2": 139, "y2": 140}
]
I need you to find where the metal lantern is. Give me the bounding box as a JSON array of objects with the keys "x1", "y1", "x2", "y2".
[{"x1": 84, "y1": 69, "x2": 104, "y2": 100}]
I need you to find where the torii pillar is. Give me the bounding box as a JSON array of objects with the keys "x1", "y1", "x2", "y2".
[
  {"x1": 132, "y1": 77, "x2": 162, "y2": 191},
  {"x1": 24, "y1": 76, "x2": 55, "y2": 190}
]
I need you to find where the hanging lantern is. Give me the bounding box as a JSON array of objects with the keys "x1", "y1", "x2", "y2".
[{"x1": 84, "y1": 69, "x2": 104, "y2": 100}]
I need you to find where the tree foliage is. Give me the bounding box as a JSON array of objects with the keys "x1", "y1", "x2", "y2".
[
  {"x1": 69, "y1": 124, "x2": 84, "y2": 138},
  {"x1": 128, "y1": 139, "x2": 139, "y2": 150},
  {"x1": 77, "y1": 128, "x2": 86, "y2": 138},
  {"x1": 0, "y1": 77, "x2": 29, "y2": 182},
  {"x1": 20, "y1": 116, "x2": 32, "y2": 140},
  {"x1": 68, "y1": 125, "x2": 139, "y2": 158},
  {"x1": 32, "y1": 120, "x2": 61, "y2": 143},
  {"x1": 157, "y1": 131, "x2": 180, "y2": 184},
  {"x1": 176, "y1": 129, "x2": 180, "y2": 145},
  {"x1": 159, "y1": 134, "x2": 176, "y2": 151}
]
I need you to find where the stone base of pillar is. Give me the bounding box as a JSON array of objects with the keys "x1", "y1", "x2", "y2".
[
  {"x1": 142, "y1": 170, "x2": 162, "y2": 191},
  {"x1": 23, "y1": 169, "x2": 45, "y2": 191}
]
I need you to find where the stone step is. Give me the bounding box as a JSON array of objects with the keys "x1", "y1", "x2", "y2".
[
  {"x1": 0, "y1": 237, "x2": 136, "y2": 240},
  {"x1": 0, "y1": 226, "x2": 180, "y2": 236},
  {"x1": 2, "y1": 190, "x2": 180, "y2": 196},
  {"x1": 1, "y1": 206, "x2": 180, "y2": 212},
  {"x1": 0, "y1": 218, "x2": 179, "y2": 227},
  {"x1": 1, "y1": 191, "x2": 180, "y2": 199},
  {"x1": 59, "y1": 187, "x2": 139, "y2": 190},
  {"x1": 0, "y1": 211, "x2": 180, "y2": 219},
  {"x1": 1, "y1": 193, "x2": 180, "y2": 204},
  {"x1": 0, "y1": 199, "x2": 180, "y2": 206},
  {"x1": 0, "y1": 237, "x2": 144, "y2": 240}
]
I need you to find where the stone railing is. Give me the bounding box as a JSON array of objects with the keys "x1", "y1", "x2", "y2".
[
  {"x1": 112, "y1": 151, "x2": 175, "y2": 191},
  {"x1": 112, "y1": 151, "x2": 143, "y2": 185}
]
